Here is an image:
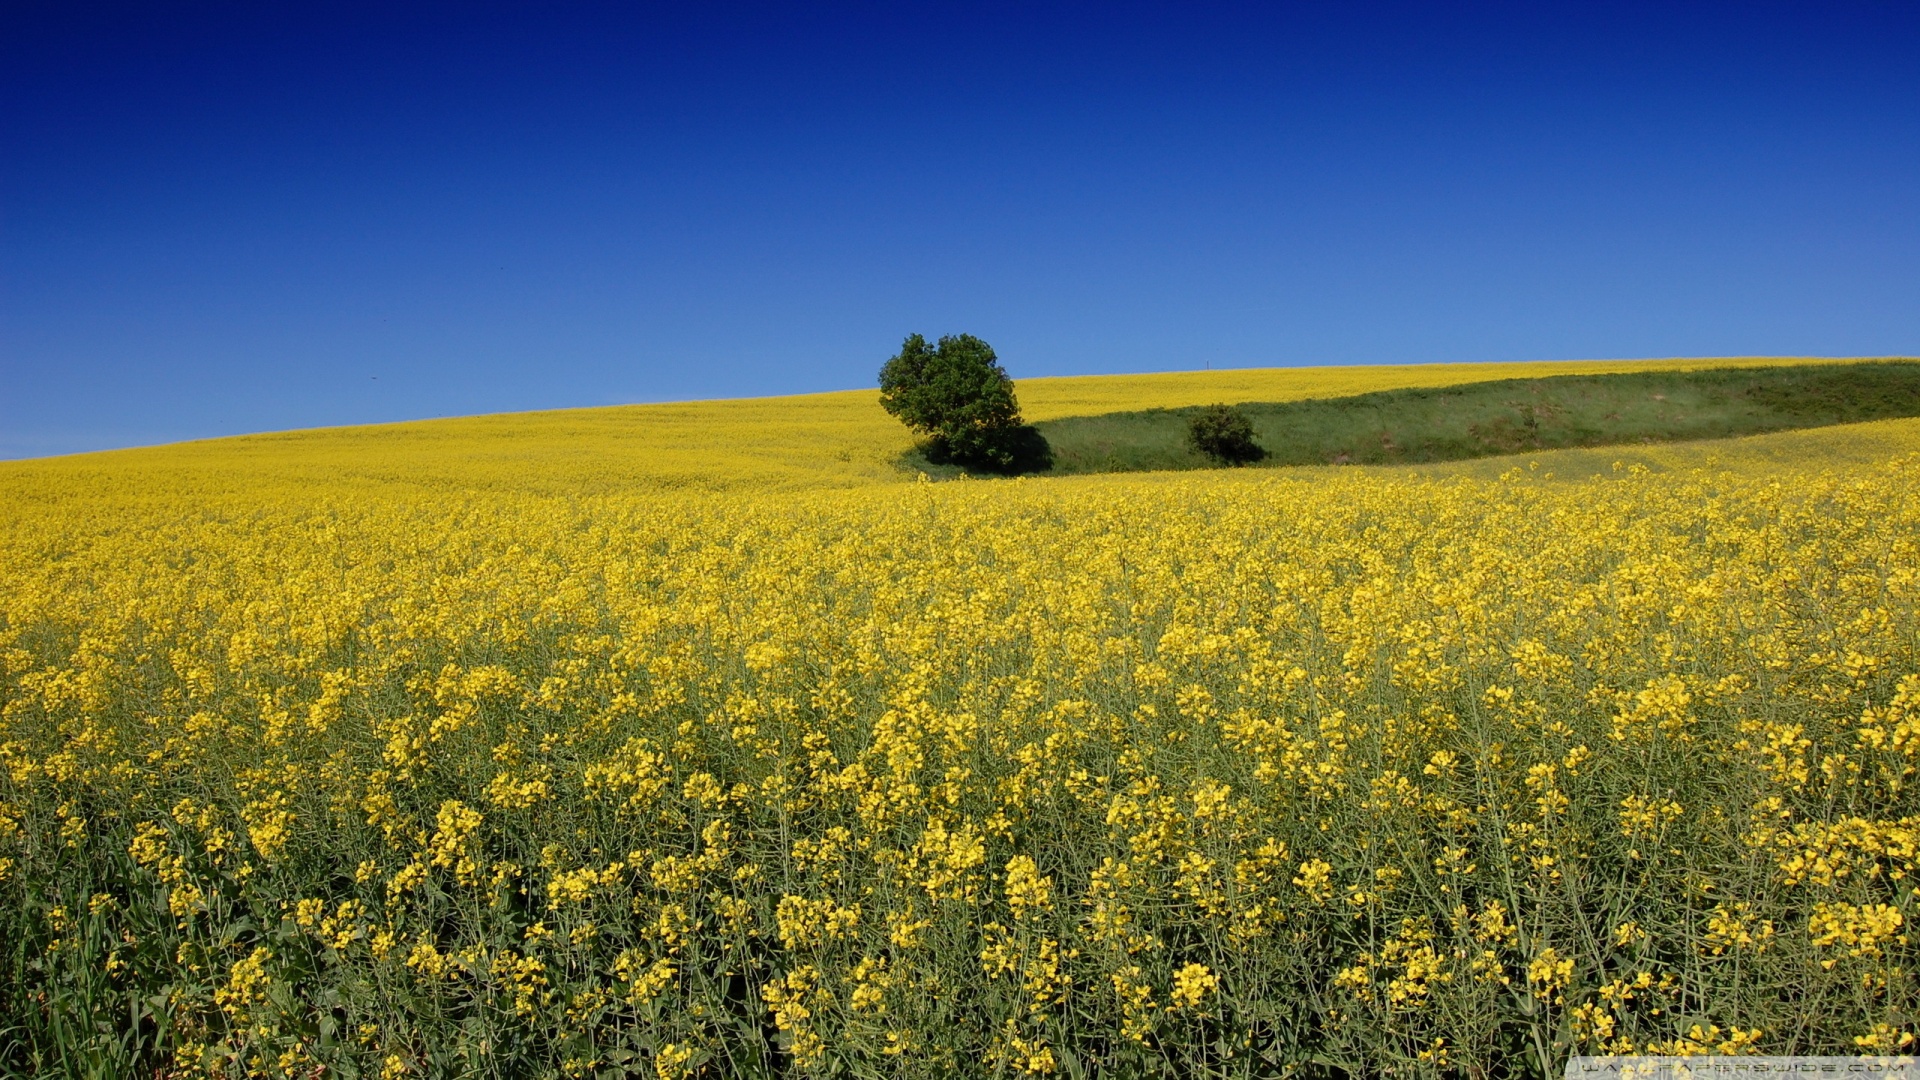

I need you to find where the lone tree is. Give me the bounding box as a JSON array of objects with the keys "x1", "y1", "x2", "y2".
[
  {"x1": 880, "y1": 333, "x2": 1045, "y2": 472},
  {"x1": 1187, "y1": 403, "x2": 1264, "y2": 465}
]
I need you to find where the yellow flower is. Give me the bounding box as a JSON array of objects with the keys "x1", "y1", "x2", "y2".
[
  {"x1": 1003, "y1": 855, "x2": 1053, "y2": 918},
  {"x1": 1526, "y1": 947, "x2": 1573, "y2": 1002},
  {"x1": 1293, "y1": 859, "x2": 1335, "y2": 904},
  {"x1": 1170, "y1": 963, "x2": 1219, "y2": 1009}
]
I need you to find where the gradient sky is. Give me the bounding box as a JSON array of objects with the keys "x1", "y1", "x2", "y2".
[{"x1": 3, "y1": 2, "x2": 1917, "y2": 459}]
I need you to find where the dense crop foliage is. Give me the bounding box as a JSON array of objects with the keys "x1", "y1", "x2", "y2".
[{"x1": 4, "y1": 363, "x2": 1920, "y2": 1079}]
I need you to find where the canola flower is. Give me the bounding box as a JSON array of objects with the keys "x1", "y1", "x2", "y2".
[{"x1": 3, "y1": 365, "x2": 1920, "y2": 1077}]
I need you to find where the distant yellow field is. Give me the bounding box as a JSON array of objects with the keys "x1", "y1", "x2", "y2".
[
  {"x1": 5, "y1": 358, "x2": 1920, "y2": 1078},
  {"x1": 1016, "y1": 355, "x2": 1874, "y2": 421},
  {"x1": 1, "y1": 356, "x2": 1888, "y2": 499}
]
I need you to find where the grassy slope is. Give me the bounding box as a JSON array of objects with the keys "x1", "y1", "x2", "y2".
[
  {"x1": 0, "y1": 357, "x2": 1909, "y2": 505},
  {"x1": 1038, "y1": 362, "x2": 1920, "y2": 475}
]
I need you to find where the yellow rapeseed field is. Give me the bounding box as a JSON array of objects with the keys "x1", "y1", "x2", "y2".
[{"x1": 4, "y1": 359, "x2": 1920, "y2": 1078}]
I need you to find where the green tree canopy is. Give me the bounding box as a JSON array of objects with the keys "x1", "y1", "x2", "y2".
[{"x1": 879, "y1": 333, "x2": 1030, "y2": 470}]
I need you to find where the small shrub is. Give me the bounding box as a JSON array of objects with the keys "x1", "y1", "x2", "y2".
[{"x1": 1187, "y1": 403, "x2": 1264, "y2": 465}]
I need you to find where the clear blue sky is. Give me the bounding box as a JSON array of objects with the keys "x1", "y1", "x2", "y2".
[{"x1": 4, "y1": 2, "x2": 1917, "y2": 459}]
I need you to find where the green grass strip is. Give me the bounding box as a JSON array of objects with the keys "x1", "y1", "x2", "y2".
[{"x1": 1009, "y1": 360, "x2": 1920, "y2": 475}]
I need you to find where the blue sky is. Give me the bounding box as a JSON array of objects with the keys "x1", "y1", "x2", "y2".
[{"x1": 3, "y1": 2, "x2": 1917, "y2": 459}]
